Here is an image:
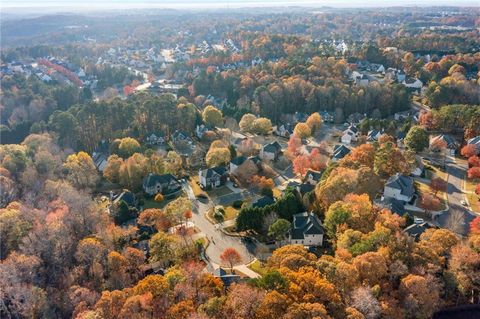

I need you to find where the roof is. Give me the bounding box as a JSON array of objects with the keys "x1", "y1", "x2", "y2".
[
  {"x1": 404, "y1": 222, "x2": 430, "y2": 239},
  {"x1": 200, "y1": 166, "x2": 227, "y2": 179},
  {"x1": 347, "y1": 125, "x2": 358, "y2": 133},
  {"x1": 397, "y1": 131, "x2": 406, "y2": 140},
  {"x1": 231, "y1": 156, "x2": 247, "y2": 166},
  {"x1": 248, "y1": 156, "x2": 262, "y2": 164},
  {"x1": 291, "y1": 212, "x2": 324, "y2": 240},
  {"x1": 263, "y1": 141, "x2": 282, "y2": 153},
  {"x1": 252, "y1": 196, "x2": 275, "y2": 208},
  {"x1": 143, "y1": 173, "x2": 179, "y2": 188},
  {"x1": 172, "y1": 130, "x2": 191, "y2": 140},
  {"x1": 385, "y1": 173, "x2": 415, "y2": 197},
  {"x1": 114, "y1": 191, "x2": 136, "y2": 207},
  {"x1": 367, "y1": 130, "x2": 381, "y2": 140},
  {"x1": 305, "y1": 169, "x2": 322, "y2": 182},
  {"x1": 467, "y1": 136, "x2": 480, "y2": 146},
  {"x1": 430, "y1": 134, "x2": 458, "y2": 148},
  {"x1": 298, "y1": 183, "x2": 315, "y2": 195},
  {"x1": 377, "y1": 197, "x2": 406, "y2": 216},
  {"x1": 332, "y1": 144, "x2": 351, "y2": 160}
]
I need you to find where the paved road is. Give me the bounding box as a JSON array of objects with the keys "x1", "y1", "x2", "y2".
[
  {"x1": 182, "y1": 181, "x2": 257, "y2": 266},
  {"x1": 435, "y1": 158, "x2": 476, "y2": 236}
]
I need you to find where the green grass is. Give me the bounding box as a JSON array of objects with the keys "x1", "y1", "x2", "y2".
[
  {"x1": 206, "y1": 205, "x2": 240, "y2": 224},
  {"x1": 248, "y1": 259, "x2": 269, "y2": 277},
  {"x1": 465, "y1": 179, "x2": 480, "y2": 213},
  {"x1": 207, "y1": 186, "x2": 233, "y2": 197},
  {"x1": 143, "y1": 198, "x2": 165, "y2": 209},
  {"x1": 415, "y1": 181, "x2": 447, "y2": 211}
]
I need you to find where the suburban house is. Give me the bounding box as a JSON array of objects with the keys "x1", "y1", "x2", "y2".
[
  {"x1": 142, "y1": 173, "x2": 182, "y2": 197},
  {"x1": 304, "y1": 169, "x2": 323, "y2": 185},
  {"x1": 199, "y1": 166, "x2": 228, "y2": 189},
  {"x1": 319, "y1": 110, "x2": 334, "y2": 123},
  {"x1": 92, "y1": 152, "x2": 108, "y2": 172},
  {"x1": 375, "y1": 197, "x2": 406, "y2": 217},
  {"x1": 289, "y1": 212, "x2": 324, "y2": 247},
  {"x1": 403, "y1": 78, "x2": 423, "y2": 90},
  {"x1": 396, "y1": 131, "x2": 406, "y2": 148},
  {"x1": 260, "y1": 141, "x2": 282, "y2": 161},
  {"x1": 195, "y1": 124, "x2": 213, "y2": 139},
  {"x1": 112, "y1": 190, "x2": 137, "y2": 208},
  {"x1": 403, "y1": 222, "x2": 432, "y2": 241},
  {"x1": 384, "y1": 173, "x2": 415, "y2": 203},
  {"x1": 367, "y1": 130, "x2": 382, "y2": 142},
  {"x1": 145, "y1": 132, "x2": 166, "y2": 145},
  {"x1": 331, "y1": 144, "x2": 351, "y2": 162},
  {"x1": 430, "y1": 134, "x2": 459, "y2": 156},
  {"x1": 467, "y1": 136, "x2": 480, "y2": 154},
  {"x1": 341, "y1": 125, "x2": 359, "y2": 145},
  {"x1": 397, "y1": 70, "x2": 406, "y2": 82},
  {"x1": 172, "y1": 130, "x2": 193, "y2": 143},
  {"x1": 229, "y1": 156, "x2": 247, "y2": 174},
  {"x1": 356, "y1": 74, "x2": 369, "y2": 86},
  {"x1": 274, "y1": 123, "x2": 294, "y2": 138}
]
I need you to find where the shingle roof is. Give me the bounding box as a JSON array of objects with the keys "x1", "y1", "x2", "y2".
[
  {"x1": 143, "y1": 173, "x2": 179, "y2": 188},
  {"x1": 332, "y1": 144, "x2": 351, "y2": 160},
  {"x1": 231, "y1": 156, "x2": 247, "y2": 166},
  {"x1": 199, "y1": 166, "x2": 227, "y2": 178},
  {"x1": 252, "y1": 196, "x2": 275, "y2": 208},
  {"x1": 305, "y1": 169, "x2": 322, "y2": 182},
  {"x1": 385, "y1": 173, "x2": 415, "y2": 197},
  {"x1": 430, "y1": 134, "x2": 458, "y2": 148},
  {"x1": 291, "y1": 212, "x2": 324, "y2": 240},
  {"x1": 467, "y1": 136, "x2": 480, "y2": 146},
  {"x1": 263, "y1": 141, "x2": 282, "y2": 153}
]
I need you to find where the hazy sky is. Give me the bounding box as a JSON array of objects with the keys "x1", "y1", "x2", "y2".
[{"x1": 2, "y1": 0, "x2": 478, "y2": 9}]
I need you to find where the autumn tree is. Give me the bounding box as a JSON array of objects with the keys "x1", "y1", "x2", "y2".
[
  {"x1": 117, "y1": 137, "x2": 141, "y2": 158},
  {"x1": 400, "y1": 274, "x2": 440, "y2": 318},
  {"x1": 149, "y1": 232, "x2": 177, "y2": 264},
  {"x1": 468, "y1": 167, "x2": 480, "y2": 179},
  {"x1": 293, "y1": 155, "x2": 312, "y2": 176},
  {"x1": 206, "y1": 147, "x2": 231, "y2": 167},
  {"x1": 306, "y1": 112, "x2": 322, "y2": 133},
  {"x1": 253, "y1": 117, "x2": 273, "y2": 135},
  {"x1": 239, "y1": 113, "x2": 256, "y2": 133},
  {"x1": 294, "y1": 122, "x2": 311, "y2": 139},
  {"x1": 202, "y1": 105, "x2": 223, "y2": 127},
  {"x1": 220, "y1": 248, "x2": 242, "y2": 272},
  {"x1": 344, "y1": 143, "x2": 375, "y2": 168},
  {"x1": 461, "y1": 144, "x2": 478, "y2": 158},
  {"x1": 63, "y1": 151, "x2": 99, "y2": 189},
  {"x1": 268, "y1": 219, "x2": 291, "y2": 242},
  {"x1": 430, "y1": 177, "x2": 447, "y2": 195},
  {"x1": 468, "y1": 156, "x2": 480, "y2": 168}
]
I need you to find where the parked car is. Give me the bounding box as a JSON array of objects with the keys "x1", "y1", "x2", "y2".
[{"x1": 461, "y1": 200, "x2": 467, "y2": 206}]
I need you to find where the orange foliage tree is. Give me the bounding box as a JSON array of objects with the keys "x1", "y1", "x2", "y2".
[{"x1": 220, "y1": 247, "x2": 242, "y2": 272}]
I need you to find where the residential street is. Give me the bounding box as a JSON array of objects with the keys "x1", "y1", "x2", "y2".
[
  {"x1": 182, "y1": 182, "x2": 258, "y2": 267},
  {"x1": 435, "y1": 158, "x2": 476, "y2": 236}
]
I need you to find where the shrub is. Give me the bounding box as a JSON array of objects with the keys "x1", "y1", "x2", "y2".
[{"x1": 232, "y1": 200, "x2": 243, "y2": 208}]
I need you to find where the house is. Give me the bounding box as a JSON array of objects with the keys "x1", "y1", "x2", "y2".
[
  {"x1": 113, "y1": 190, "x2": 137, "y2": 208},
  {"x1": 260, "y1": 141, "x2": 282, "y2": 161},
  {"x1": 467, "y1": 136, "x2": 480, "y2": 154},
  {"x1": 199, "y1": 166, "x2": 228, "y2": 189},
  {"x1": 289, "y1": 212, "x2": 324, "y2": 247},
  {"x1": 430, "y1": 134, "x2": 459, "y2": 156},
  {"x1": 304, "y1": 169, "x2": 323, "y2": 185},
  {"x1": 403, "y1": 78, "x2": 423, "y2": 90},
  {"x1": 397, "y1": 70, "x2": 406, "y2": 83},
  {"x1": 319, "y1": 110, "x2": 334, "y2": 123},
  {"x1": 274, "y1": 123, "x2": 294, "y2": 138},
  {"x1": 142, "y1": 173, "x2": 182, "y2": 197},
  {"x1": 375, "y1": 197, "x2": 406, "y2": 216},
  {"x1": 172, "y1": 130, "x2": 193, "y2": 143},
  {"x1": 404, "y1": 222, "x2": 432, "y2": 241},
  {"x1": 396, "y1": 131, "x2": 406, "y2": 148},
  {"x1": 331, "y1": 144, "x2": 351, "y2": 162},
  {"x1": 341, "y1": 125, "x2": 358, "y2": 144},
  {"x1": 145, "y1": 132, "x2": 166, "y2": 145},
  {"x1": 347, "y1": 113, "x2": 366, "y2": 125},
  {"x1": 92, "y1": 152, "x2": 108, "y2": 172},
  {"x1": 252, "y1": 196, "x2": 275, "y2": 208},
  {"x1": 384, "y1": 173, "x2": 415, "y2": 203},
  {"x1": 367, "y1": 130, "x2": 382, "y2": 142},
  {"x1": 229, "y1": 156, "x2": 247, "y2": 174}
]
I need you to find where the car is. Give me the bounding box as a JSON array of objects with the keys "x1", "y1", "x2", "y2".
[{"x1": 461, "y1": 200, "x2": 468, "y2": 206}]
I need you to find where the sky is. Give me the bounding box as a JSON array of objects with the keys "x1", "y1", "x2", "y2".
[{"x1": 2, "y1": 0, "x2": 478, "y2": 9}]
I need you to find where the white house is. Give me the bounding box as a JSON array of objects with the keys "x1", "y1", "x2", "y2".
[
  {"x1": 289, "y1": 212, "x2": 324, "y2": 247},
  {"x1": 145, "y1": 132, "x2": 166, "y2": 145},
  {"x1": 403, "y1": 78, "x2": 423, "y2": 90},
  {"x1": 384, "y1": 173, "x2": 415, "y2": 203},
  {"x1": 341, "y1": 125, "x2": 359, "y2": 144},
  {"x1": 367, "y1": 130, "x2": 382, "y2": 142},
  {"x1": 430, "y1": 134, "x2": 459, "y2": 156},
  {"x1": 274, "y1": 123, "x2": 294, "y2": 138}
]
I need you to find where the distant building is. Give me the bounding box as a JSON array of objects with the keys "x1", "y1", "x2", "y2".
[
  {"x1": 319, "y1": 111, "x2": 334, "y2": 123},
  {"x1": 172, "y1": 130, "x2": 193, "y2": 143},
  {"x1": 274, "y1": 123, "x2": 294, "y2": 138},
  {"x1": 367, "y1": 130, "x2": 382, "y2": 142},
  {"x1": 289, "y1": 212, "x2": 324, "y2": 247},
  {"x1": 145, "y1": 132, "x2": 166, "y2": 145},
  {"x1": 341, "y1": 125, "x2": 359, "y2": 144}
]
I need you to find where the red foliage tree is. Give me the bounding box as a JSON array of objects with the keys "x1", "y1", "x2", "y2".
[
  {"x1": 461, "y1": 145, "x2": 477, "y2": 158},
  {"x1": 293, "y1": 155, "x2": 312, "y2": 177},
  {"x1": 220, "y1": 248, "x2": 242, "y2": 272},
  {"x1": 420, "y1": 194, "x2": 441, "y2": 212},
  {"x1": 468, "y1": 156, "x2": 480, "y2": 168},
  {"x1": 475, "y1": 184, "x2": 480, "y2": 195},
  {"x1": 286, "y1": 135, "x2": 302, "y2": 160},
  {"x1": 467, "y1": 167, "x2": 480, "y2": 179},
  {"x1": 470, "y1": 217, "x2": 480, "y2": 235},
  {"x1": 430, "y1": 177, "x2": 447, "y2": 195}
]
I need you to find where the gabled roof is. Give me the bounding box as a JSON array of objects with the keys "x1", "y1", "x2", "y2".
[
  {"x1": 467, "y1": 136, "x2": 480, "y2": 146},
  {"x1": 298, "y1": 183, "x2": 315, "y2": 195},
  {"x1": 172, "y1": 130, "x2": 191, "y2": 140},
  {"x1": 377, "y1": 197, "x2": 406, "y2": 216},
  {"x1": 430, "y1": 134, "x2": 458, "y2": 148},
  {"x1": 143, "y1": 173, "x2": 179, "y2": 188},
  {"x1": 114, "y1": 191, "x2": 136, "y2": 207},
  {"x1": 345, "y1": 125, "x2": 358, "y2": 133},
  {"x1": 231, "y1": 156, "x2": 247, "y2": 166},
  {"x1": 385, "y1": 173, "x2": 415, "y2": 197},
  {"x1": 263, "y1": 141, "x2": 282, "y2": 153},
  {"x1": 367, "y1": 130, "x2": 381, "y2": 140},
  {"x1": 332, "y1": 144, "x2": 351, "y2": 160},
  {"x1": 252, "y1": 196, "x2": 275, "y2": 208},
  {"x1": 200, "y1": 166, "x2": 227, "y2": 179},
  {"x1": 404, "y1": 222, "x2": 430, "y2": 239},
  {"x1": 291, "y1": 212, "x2": 324, "y2": 240}
]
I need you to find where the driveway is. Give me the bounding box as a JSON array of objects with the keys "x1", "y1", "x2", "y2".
[
  {"x1": 182, "y1": 181, "x2": 257, "y2": 265},
  {"x1": 435, "y1": 159, "x2": 476, "y2": 236}
]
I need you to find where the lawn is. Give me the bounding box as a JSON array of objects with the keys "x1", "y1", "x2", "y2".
[
  {"x1": 207, "y1": 186, "x2": 233, "y2": 197},
  {"x1": 247, "y1": 259, "x2": 269, "y2": 277},
  {"x1": 143, "y1": 198, "x2": 166, "y2": 209},
  {"x1": 189, "y1": 176, "x2": 208, "y2": 198},
  {"x1": 415, "y1": 181, "x2": 447, "y2": 211},
  {"x1": 206, "y1": 205, "x2": 240, "y2": 224},
  {"x1": 465, "y1": 179, "x2": 480, "y2": 213}
]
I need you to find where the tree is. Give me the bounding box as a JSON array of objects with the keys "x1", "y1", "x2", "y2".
[
  {"x1": 63, "y1": 151, "x2": 99, "y2": 189},
  {"x1": 306, "y1": 112, "x2": 322, "y2": 133},
  {"x1": 293, "y1": 155, "x2": 312, "y2": 176},
  {"x1": 206, "y1": 147, "x2": 231, "y2": 167},
  {"x1": 268, "y1": 219, "x2": 291, "y2": 242},
  {"x1": 154, "y1": 194, "x2": 164, "y2": 202},
  {"x1": 104, "y1": 154, "x2": 123, "y2": 183},
  {"x1": 430, "y1": 177, "x2": 447, "y2": 195},
  {"x1": 253, "y1": 117, "x2": 273, "y2": 135},
  {"x1": 293, "y1": 123, "x2": 311, "y2": 139},
  {"x1": 468, "y1": 156, "x2": 480, "y2": 168},
  {"x1": 202, "y1": 105, "x2": 223, "y2": 127},
  {"x1": 470, "y1": 217, "x2": 480, "y2": 235},
  {"x1": 239, "y1": 113, "x2": 256, "y2": 133},
  {"x1": 350, "y1": 287, "x2": 381, "y2": 319},
  {"x1": 345, "y1": 144, "x2": 375, "y2": 168},
  {"x1": 468, "y1": 167, "x2": 480, "y2": 179},
  {"x1": 404, "y1": 126, "x2": 429, "y2": 152},
  {"x1": 117, "y1": 137, "x2": 141, "y2": 158},
  {"x1": 461, "y1": 144, "x2": 478, "y2": 158},
  {"x1": 286, "y1": 135, "x2": 302, "y2": 160},
  {"x1": 148, "y1": 232, "x2": 177, "y2": 263},
  {"x1": 400, "y1": 274, "x2": 440, "y2": 319},
  {"x1": 220, "y1": 248, "x2": 242, "y2": 272},
  {"x1": 420, "y1": 193, "x2": 441, "y2": 213},
  {"x1": 353, "y1": 252, "x2": 387, "y2": 286}
]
